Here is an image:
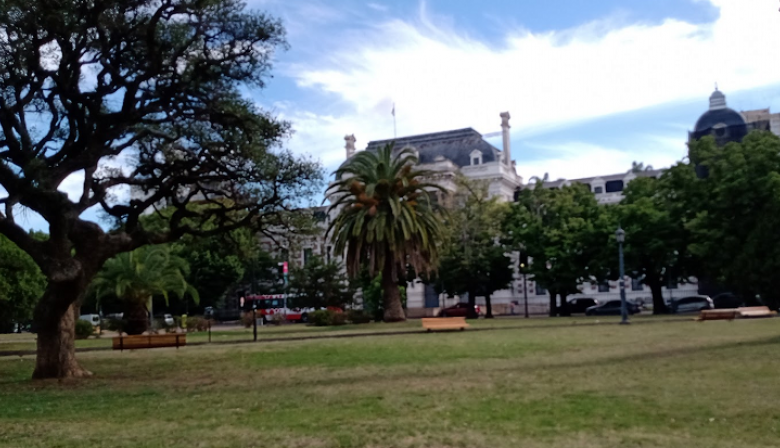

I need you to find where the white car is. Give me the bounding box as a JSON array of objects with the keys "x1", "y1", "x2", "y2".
[
  {"x1": 79, "y1": 314, "x2": 101, "y2": 326},
  {"x1": 163, "y1": 314, "x2": 175, "y2": 326}
]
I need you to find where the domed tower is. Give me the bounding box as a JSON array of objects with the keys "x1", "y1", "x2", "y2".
[{"x1": 689, "y1": 88, "x2": 748, "y2": 146}]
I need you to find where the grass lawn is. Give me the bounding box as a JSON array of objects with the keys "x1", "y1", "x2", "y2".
[{"x1": 1, "y1": 317, "x2": 779, "y2": 447}]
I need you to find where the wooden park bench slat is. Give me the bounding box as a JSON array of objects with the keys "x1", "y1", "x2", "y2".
[
  {"x1": 698, "y1": 309, "x2": 737, "y2": 321},
  {"x1": 737, "y1": 306, "x2": 777, "y2": 318},
  {"x1": 112, "y1": 333, "x2": 186, "y2": 351},
  {"x1": 422, "y1": 317, "x2": 469, "y2": 332}
]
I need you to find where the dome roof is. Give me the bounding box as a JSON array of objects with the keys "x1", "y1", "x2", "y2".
[
  {"x1": 694, "y1": 108, "x2": 746, "y2": 132},
  {"x1": 693, "y1": 88, "x2": 746, "y2": 132}
]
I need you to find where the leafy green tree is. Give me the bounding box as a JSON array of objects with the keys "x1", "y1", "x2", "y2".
[
  {"x1": 327, "y1": 144, "x2": 444, "y2": 322},
  {"x1": 0, "y1": 235, "x2": 46, "y2": 332},
  {"x1": 505, "y1": 182, "x2": 611, "y2": 316},
  {"x1": 0, "y1": 0, "x2": 321, "y2": 378},
  {"x1": 614, "y1": 176, "x2": 693, "y2": 314},
  {"x1": 431, "y1": 177, "x2": 513, "y2": 318},
  {"x1": 683, "y1": 132, "x2": 780, "y2": 308},
  {"x1": 89, "y1": 246, "x2": 199, "y2": 335},
  {"x1": 288, "y1": 256, "x2": 355, "y2": 309}
]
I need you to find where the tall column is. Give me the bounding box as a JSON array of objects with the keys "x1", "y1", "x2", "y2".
[
  {"x1": 344, "y1": 134, "x2": 356, "y2": 159},
  {"x1": 500, "y1": 112, "x2": 511, "y2": 165}
]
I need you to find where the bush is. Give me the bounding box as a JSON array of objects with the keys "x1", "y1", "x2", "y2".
[
  {"x1": 309, "y1": 309, "x2": 348, "y2": 326},
  {"x1": 186, "y1": 316, "x2": 209, "y2": 332},
  {"x1": 75, "y1": 320, "x2": 94, "y2": 339},
  {"x1": 308, "y1": 310, "x2": 330, "y2": 327},
  {"x1": 347, "y1": 309, "x2": 372, "y2": 324},
  {"x1": 104, "y1": 318, "x2": 125, "y2": 333},
  {"x1": 329, "y1": 311, "x2": 348, "y2": 326},
  {"x1": 240, "y1": 312, "x2": 254, "y2": 328}
]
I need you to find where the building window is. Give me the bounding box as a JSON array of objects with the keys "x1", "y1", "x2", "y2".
[
  {"x1": 535, "y1": 283, "x2": 547, "y2": 296},
  {"x1": 470, "y1": 149, "x2": 483, "y2": 166},
  {"x1": 598, "y1": 281, "x2": 610, "y2": 293},
  {"x1": 594, "y1": 186, "x2": 603, "y2": 194},
  {"x1": 605, "y1": 180, "x2": 624, "y2": 193},
  {"x1": 631, "y1": 278, "x2": 643, "y2": 291},
  {"x1": 303, "y1": 248, "x2": 313, "y2": 265}
]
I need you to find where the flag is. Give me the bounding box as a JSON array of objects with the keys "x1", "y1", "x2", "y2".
[{"x1": 392, "y1": 103, "x2": 395, "y2": 117}]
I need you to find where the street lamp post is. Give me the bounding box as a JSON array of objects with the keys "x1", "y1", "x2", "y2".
[
  {"x1": 520, "y1": 262, "x2": 529, "y2": 319},
  {"x1": 616, "y1": 227, "x2": 630, "y2": 325}
]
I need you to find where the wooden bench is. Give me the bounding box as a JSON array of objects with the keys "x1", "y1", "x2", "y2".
[
  {"x1": 698, "y1": 309, "x2": 738, "y2": 321},
  {"x1": 422, "y1": 317, "x2": 469, "y2": 332},
  {"x1": 112, "y1": 333, "x2": 186, "y2": 351},
  {"x1": 737, "y1": 306, "x2": 777, "y2": 319}
]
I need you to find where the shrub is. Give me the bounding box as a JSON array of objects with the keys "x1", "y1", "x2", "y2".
[
  {"x1": 308, "y1": 310, "x2": 330, "y2": 327},
  {"x1": 104, "y1": 318, "x2": 125, "y2": 333},
  {"x1": 240, "y1": 312, "x2": 254, "y2": 328},
  {"x1": 186, "y1": 316, "x2": 209, "y2": 332},
  {"x1": 269, "y1": 313, "x2": 286, "y2": 325},
  {"x1": 309, "y1": 309, "x2": 349, "y2": 326},
  {"x1": 347, "y1": 309, "x2": 372, "y2": 324},
  {"x1": 75, "y1": 320, "x2": 94, "y2": 339},
  {"x1": 329, "y1": 311, "x2": 348, "y2": 326}
]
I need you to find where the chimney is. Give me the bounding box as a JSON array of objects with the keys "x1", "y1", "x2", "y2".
[
  {"x1": 344, "y1": 134, "x2": 356, "y2": 159},
  {"x1": 500, "y1": 112, "x2": 511, "y2": 165}
]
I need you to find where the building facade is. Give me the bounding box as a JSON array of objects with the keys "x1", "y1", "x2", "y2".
[{"x1": 275, "y1": 89, "x2": 780, "y2": 316}]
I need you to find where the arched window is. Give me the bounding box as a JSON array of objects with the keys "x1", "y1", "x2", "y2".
[{"x1": 470, "y1": 149, "x2": 483, "y2": 166}]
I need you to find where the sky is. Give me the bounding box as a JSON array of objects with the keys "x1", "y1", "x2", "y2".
[
  {"x1": 9, "y1": 0, "x2": 780, "y2": 231},
  {"x1": 254, "y1": 0, "x2": 780, "y2": 181}
]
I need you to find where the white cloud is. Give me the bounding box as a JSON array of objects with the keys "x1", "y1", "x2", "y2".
[
  {"x1": 280, "y1": 0, "x2": 780, "y2": 174},
  {"x1": 367, "y1": 3, "x2": 388, "y2": 13}
]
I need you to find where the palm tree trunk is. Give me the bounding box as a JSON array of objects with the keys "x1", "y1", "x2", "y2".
[{"x1": 381, "y1": 268, "x2": 406, "y2": 322}]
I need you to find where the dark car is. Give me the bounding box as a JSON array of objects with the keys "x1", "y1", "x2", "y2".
[
  {"x1": 712, "y1": 292, "x2": 742, "y2": 309},
  {"x1": 585, "y1": 300, "x2": 640, "y2": 316},
  {"x1": 439, "y1": 302, "x2": 481, "y2": 318},
  {"x1": 669, "y1": 296, "x2": 714, "y2": 314},
  {"x1": 568, "y1": 298, "x2": 599, "y2": 314}
]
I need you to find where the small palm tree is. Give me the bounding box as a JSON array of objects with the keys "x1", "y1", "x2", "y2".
[
  {"x1": 90, "y1": 245, "x2": 199, "y2": 335},
  {"x1": 326, "y1": 144, "x2": 444, "y2": 322}
]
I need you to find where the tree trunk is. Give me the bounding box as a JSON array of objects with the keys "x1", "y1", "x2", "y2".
[
  {"x1": 484, "y1": 293, "x2": 494, "y2": 318},
  {"x1": 648, "y1": 279, "x2": 668, "y2": 314},
  {"x1": 32, "y1": 281, "x2": 92, "y2": 379},
  {"x1": 381, "y1": 269, "x2": 406, "y2": 322},
  {"x1": 466, "y1": 288, "x2": 478, "y2": 319},
  {"x1": 558, "y1": 293, "x2": 570, "y2": 317},
  {"x1": 548, "y1": 290, "x2": 558, "y2": 317}
]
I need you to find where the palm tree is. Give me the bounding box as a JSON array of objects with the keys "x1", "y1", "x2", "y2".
[
  {"x1": 326, "y1": 144, "x2": 444, "y2": 322},
  {"x1": 89, "y1": 245, "x2": 199, "y2": 335}
]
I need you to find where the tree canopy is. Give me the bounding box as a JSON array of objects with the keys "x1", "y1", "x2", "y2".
[
  {"x1": 505, "y1": 182, "x2": 611, "y2": 316},
  {"x1": 0, "y1": 234, "x2": 46, "y2": 332},
  {"x1": 431, "y1": 176, "x2": 512, "y2": 318},
  {"x1": 684, "y1": 132, "x2": 780, "y2": 308},
  {"x1": 0, "y1": 0, "x2": 322, "y2": 378}
]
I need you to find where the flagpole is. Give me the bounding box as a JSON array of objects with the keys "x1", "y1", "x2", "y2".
[{"x1": 392, "y1": 103, "x2": 396, "y2": 139}]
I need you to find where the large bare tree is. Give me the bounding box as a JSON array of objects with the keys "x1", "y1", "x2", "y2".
[{"x1": 0, "y1": 0, "x2": 321, "y2": 379}]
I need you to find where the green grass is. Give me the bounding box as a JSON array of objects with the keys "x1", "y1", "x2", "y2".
[{"x1": 1, "y1": 317, "x2": 778, "y2": 447}]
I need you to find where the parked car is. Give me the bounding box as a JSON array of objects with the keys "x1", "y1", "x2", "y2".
[
  {"x1": 163, "y1": 314, "x2": 175, "y2": 326},
  {"x1": 568, "y1": 298, "x2": 599, "y2": 314},
  {"x1": 438, "y1": 302, "x2": 480, "y2": 318},
  {"x1": 669, "y1": 296, "x2": 714, "y2": 314},
  {"x1": 712, "y1": 292, "x2": 742, "y2": 309},
  {"x1": 585, "y1": 300, "x2": 640, "y2": 316},
  {"x1": 203, "y1": 307, "x2": 215, "y2": 318},
  {"x1": 79, "y1": 314, "x2": 101, "y2": 327}
]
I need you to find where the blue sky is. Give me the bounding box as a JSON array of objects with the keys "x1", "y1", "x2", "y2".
[
  {"x1": 10, "y1": 0, "x2": 780, "y2": 231},
  {"x1": 251, "y1": 0, "x2": 780, "y2": 180}
]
